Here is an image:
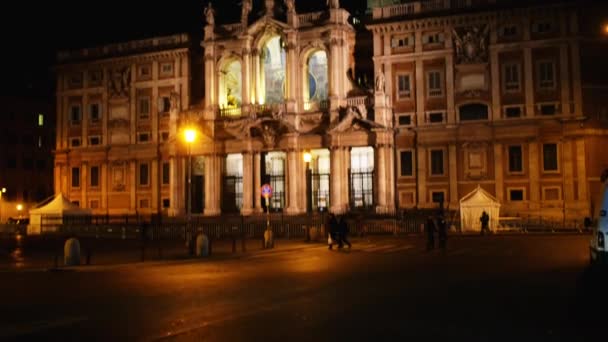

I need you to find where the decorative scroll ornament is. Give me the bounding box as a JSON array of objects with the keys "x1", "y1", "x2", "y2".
[
  {"x1": 452, "y1": 25, "x2": 490, "y2": 64},
  {"x1": 108, "y1": 66, "x2": 131, "y2": 98}
]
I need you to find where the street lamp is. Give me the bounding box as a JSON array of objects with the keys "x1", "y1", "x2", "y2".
[
  {"x1": 16, "y1": 204, "x2": 23, "y2": 219},
  {"x1": 183, "y1": 128, "x2": 198, "y2": 222},
  {"x1": 0, "y1": 187, "x2": 6, "y2": 223}
]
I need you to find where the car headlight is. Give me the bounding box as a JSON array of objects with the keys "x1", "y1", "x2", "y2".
[{"x1": 599, "y1": 232, "x2": 605, "y2": 249}]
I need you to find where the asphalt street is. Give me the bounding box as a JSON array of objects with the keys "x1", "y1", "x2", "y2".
[{"x1": 0, "y1": 234, "x2": 605, "y2": 341}]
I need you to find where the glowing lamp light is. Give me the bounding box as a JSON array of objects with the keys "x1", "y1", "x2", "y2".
[
  {"x1": 184, "y1": 129, "x2": 197, "y2": 144},
  {"x1": 1, "y1": 188, "x2": 6, "y2": 193},
  {"x1": 16, "y1": 204, "x2": 23, "y2": 211},
  {"x1": 303, "y1": 152, "x2": 312, "y2": 163},
  {"x1": 604, "y1": 23, "x2": 608, "y2": 35}
]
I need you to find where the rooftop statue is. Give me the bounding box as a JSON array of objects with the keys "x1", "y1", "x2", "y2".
[{"x1": 204, "y1": 2, "x2": 215, "y2": 26}]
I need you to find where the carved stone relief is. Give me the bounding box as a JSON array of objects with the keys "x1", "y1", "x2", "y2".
[
  {"x1": 108, "y1": 66, "x2": 131, "y2": 98},
  {"x1": 463, "y1": 142, "x2": 488, "y2": 179}
]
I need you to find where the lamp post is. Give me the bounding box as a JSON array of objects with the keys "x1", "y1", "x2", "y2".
[
  {"x1": 0, "y1": 187, "x2": 6, "y2": 223},
  {"x1": 183, "y1": 128, "x2": 197, "y2": 222},
  {"x1": 303, "y1": 152, "x2": 312, "y2": 242}
]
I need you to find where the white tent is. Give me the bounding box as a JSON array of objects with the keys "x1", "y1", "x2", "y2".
[
  {"x1": 27, "y1": 194, "x2": 92, "y2": 235},
  {"x1": 459, "y1": 185, "x2": 501, "y2": 232}
]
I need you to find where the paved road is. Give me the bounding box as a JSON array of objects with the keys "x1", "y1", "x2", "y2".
[{"x1": 0, "y1": 235, "x2": 605, "y2": 341}]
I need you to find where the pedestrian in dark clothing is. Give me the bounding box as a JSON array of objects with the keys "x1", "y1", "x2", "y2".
[
  {"x1": 480, "y1": 211, "x2": 490, "y2": 235},
  {"x1": 437, "y1": 213, "x2": 447, "y2": 251},
  {"x1": 327, "y1": 214, "x2": 338, "y2": 250},
  {"x1": 426, "y1": 215, "x2": 436, "y2": 251},
  {"x1": 338, "y1": 215, "x2": 352, "y2": 249}
]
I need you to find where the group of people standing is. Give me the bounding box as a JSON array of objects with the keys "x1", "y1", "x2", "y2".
[
  {"x1": 327, "y1": 214, "x2": 351, "y2": 250},
  {"x1": 426, "y1": 212, "x2": 448, "y2": 251}
]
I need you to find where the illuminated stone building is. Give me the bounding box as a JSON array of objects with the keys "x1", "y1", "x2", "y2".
[
  {"x1": 54, "y1": 0, "x2": 394, "y2": 217},
  {"x1": 367, "y1": 0, "x2": 608, "y2": 220}
]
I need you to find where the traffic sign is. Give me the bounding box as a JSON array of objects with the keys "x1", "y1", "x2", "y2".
[{"x1": 261, "y1": 184, "x2": 273, "y2": 198}]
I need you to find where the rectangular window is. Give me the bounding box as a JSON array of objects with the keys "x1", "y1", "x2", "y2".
[
  {"x1": 431, "y1": 191, "x2": 445, "y2": 204},
  {"x1": 138, "y1": 97, "x2": 150, "y2": 119},
  {"x1": 501, "y1": 25, "x2": 518, "y2": 37},
  {"x1": 533, "y1": 21, "x2": 553, "y2": 34},
  {"x1": 508, "y1": 145, "x2": 523, "y2": 173},
  {"x1": 163, "y1": 198, "x2": 171, "y2": 209},
  {"x1": 427, "y1": 71, "x2": 443, "y2": 97},
  {"x1": 429, "y1": 112, "x2": 444, "y2": 123},
  {"x1": 391, "y1": 35, "x2": 413, "y2": 48},
  {"x1": 38, "y1": 114, "x2": 44, "y2": 126},
  {"x1": 160, "y1": 62, "x2": 174, "y2": 76},
  {"x1": 509, "y1": 189, "x2": 524, "y2": 201},
  {"x1": 70, "y1": 138, "x2": 81, "y2": 148},
  {"x1": 505, "y1": 106, "x2": 522, "y2": 118},
  {"x1": 396, "y1": 74, "x2": 411, "y2": 99},
  {"x1": 538, "y1": 61, "x2": 555, "y2": 89},
  {"x1": 162, "y1": 162, "x2": 170, "y2": 185},
  {"x1": 71, "y1": 167, "x2": 80, "y2": 188},
  {"x1": 423, "y1": 32, "x2": 444, "y2": 45},
  {"x1": 543, "y1": 143, "x2": 558, "y2": 172},
  {"x1": 430, "y1": 149, "x2": 444, "y2": 175},
  {"x1": 90, "y1": 166, "x2": 100, "y2": 187},
  {"x1": 138, "y1": 133, "x2": 150, "y2": 143},
  {"x1": 70, "y1": 105, "x2": 82, "y2": 124},
  {"x1": 503, "y1": 63, "x2": 521, "y2": 92},
  {"x1": 160, "y1": 97, "x2": 171, "y2": 113},
  {"x1": 89, "y1": 70, "x2": 102, "y2": 86},
  {"x1": 139, "y1": 163, "x2": 149, "y2": 186},
  {"x1": 399, "y1": 151, "x2": 413, "y2": 177},
  {"x1": 161, "y1": 132, "x2": 170, "y2": 142},
  {"x1": 90, "y1": 103, "x2": 101, "y2": 122},
  {"x1": 398, "y1": 115, "x2": 411, "y2": 126},
  {"x1": 89, "y1": 136, "x2": 101, "y2": 146},
  {"x1": 139, "y1": 66, "x2": 151, "y2": 78},
  {"x1": 540, "y1": 104, "x2": 557, "y2": 116}
]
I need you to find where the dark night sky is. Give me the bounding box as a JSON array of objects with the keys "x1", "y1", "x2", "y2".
[{"x1": 1, "y1": 0, "x2": 368, "y2": 99}]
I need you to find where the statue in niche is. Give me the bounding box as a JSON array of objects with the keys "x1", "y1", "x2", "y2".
[
  {"x1": 241, "y1": 0, "x2": 252, "y2": 25},
  {"x1": 375, "y1": 68, "x2": 385, "y2": 94},
  {"x1": 169, "y1": 91, "x2": 180, "y2": 111},
  {"x1": 108, "y1": 66, "x2": 130, "y2": 98},
  {"x1": 452, "y1": 25, "x2": 490, "y2": 64},
  {"x1": 204, "y1": 2, "x2": 215, "y2": 26},
  {"x1": 261, "y1": 123, "x2": 278, "y2": 148},
  {"x1": 284, "y1": 0, "x2": 295, "y2": 12},
  {"x1": 327, "y1": 0, "x2": 340, "y2": 9}
]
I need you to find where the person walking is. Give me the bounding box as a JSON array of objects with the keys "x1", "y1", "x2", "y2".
[
  {"x1": 327, "y1": 213, "x2": 338, "y2": 250},
  {"x1": 338, "y1": 215, "x2": 352, "y2": 249},
  {"x1": 437, "y1": 212, "x2": 447, "y2": 253},
  {"x1": 426, "y1": 215, "x2": 436, "y2": 251},
  {"x1": 480, "y1": 210, "x2": 490, "y2": 235}
]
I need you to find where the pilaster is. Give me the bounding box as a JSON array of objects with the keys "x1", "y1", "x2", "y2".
[
  {"x1": 528, "y1": 141, "x2": 540, "y2": 212},
  {"x1": 523, "y1": 47, "x2": 534, "y2": 117},
  {"x1": 241, "y1": 151, "x2": 254, "y2": 215},
  {"x1": 448, "y1": 144, "x2": 458, "y2": 206},
  {"x1": 493, "y1": 143, "x2": 504, "y2": 202},
  {"x1": 417, "y1": 146, "x2": 427, "y2": 205}
]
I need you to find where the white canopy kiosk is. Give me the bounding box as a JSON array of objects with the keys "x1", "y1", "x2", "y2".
[
  {"x1": 459, "y1": 185, "x2": 501, "y2": 232},
  {"x1": 27, "y1": 194, "x2": 92, "y2": 235}
]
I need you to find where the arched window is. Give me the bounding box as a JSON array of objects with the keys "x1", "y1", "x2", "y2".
[
  {"x1": 219, "y1": 60, "x2": 242, "y2": 116},
  {"x1": 459, "y1": 103, "x2": 489, "y2": 121},
  {"x1": 260, "y1": 36, "x2": 286, "y2": 105},
  {"x1": 304, "y1": 50, "x2": 328, "y2": 109}
]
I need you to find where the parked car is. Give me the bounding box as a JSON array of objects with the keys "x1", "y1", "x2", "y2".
[{"x1": 590, "y1": 185, "x2": 608, "y2": 266}]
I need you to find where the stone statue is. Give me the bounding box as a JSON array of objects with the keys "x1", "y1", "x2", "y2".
[
  {"x1": 284, "y1": 0, "x2": 295, "y2": 12},
  {"x1": 169, "y1": 91, "x2": 180, "y2": 111},
  {"x1": 452, "y1": 25, "x2": 489, "y2": 64},
  {"x1": 204, "y1": 2, "x2": 215, "y2": 26},
  {"x1": 375, "y1": 68, "x2": 385, "y2": 93},
  {"x1": 327, "y1": 0, "x2": 339, "y2": 9},
  {"x1": 241, "y1": 0, "x2": 252, "y2": 25},
  {"x1": 261, "y1": 123, "x2": 278, "y2": 147},
  {"x1": 108, "y1": 66, "x2": 131, "y2": 98}
]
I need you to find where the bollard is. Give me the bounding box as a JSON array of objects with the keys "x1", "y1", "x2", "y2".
[
  {"x1": 64, "y1": 238, "x2": 81, "y2": 266},
  {"x1": 264, "y1": 229, "x2": 274, "y2": 249},
  {"x1": 196, "y1": 233, "x2": 210, "y2": 257}
]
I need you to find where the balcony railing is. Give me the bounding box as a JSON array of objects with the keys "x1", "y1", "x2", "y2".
[
  {"x1": 221, "y1": 23, "x2": 244, "y2": 36},
  {"x1": 372, "y1": 0, "x2": 486, "y2": 20},
  {"x1": 346, "y1": 96, "x2": 372, "y2": 108},
  {"x1": 303, "y1": 100, "x2": 330, "y2": 112},
  {"x1": 219, "y1": 106, "x2": 243, "y2": 118},
  {"x1": 298, "y1": 11, "x2": 325, "y2": 27}
]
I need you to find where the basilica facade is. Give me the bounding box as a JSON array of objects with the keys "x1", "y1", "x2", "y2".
[{"x1": 53, "y1": 0, "x2": 608, "y2": 221}]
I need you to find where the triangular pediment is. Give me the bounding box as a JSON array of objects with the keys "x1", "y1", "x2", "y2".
[{"x1": 246, "y1": 16, "x2": 291, "y2": 37}]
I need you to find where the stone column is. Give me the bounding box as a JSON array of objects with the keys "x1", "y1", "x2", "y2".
[
  {"x1": 415, "y1": 60, "x2": 425, "y2": 125},
  {"x1": 560, "y1": 44, "x2": 571, "y2": 115},
  {"x1": 152, "y1": 86, "x2": 159, "y2": 143},
  {"x1": 56, "y1": 80, "x2": 63, "y2": 150},
  {"x1": 204, "y1": 154, "x2": 222, "y2": 216},
  {"x1": 286, "y1": 36, "x2": 297, "y2": 113},
  {"x1": 448, "y1": 144, "x2": 458, "y2": 206},
  {"x1": 101, "y1": 163, "x2": 108, "y2": 212},
  {"x1": 204, "y1": 51, "x2": 217, "y2": 118},
  {"x1": 529, "y1": 142, "x2": 540, "y2": 213},
  {"x1": 241, "y1": 152, "x2": 254, "y2": 215},
  {"x1": 254, "y1": 152, "x2": 263, "y2": 213},
  {"x1": 563, "y1": 140, "x2": 575, "y2": 205},
  {"x1": 490, "y1": 49, "x2": 501, "y2": 121},
  {"x1": 252, "y1": 53, "x2": 261, "y2": 105},
  {"x1": 285, "y1": 149, "x2": 300, "y2": 214},
  {"x1": 130, "y1": 160, "x2": 137, "y2": 212},
  {"x1": 494, "y1": 143, "x2": 504, "y2": 202},
  {"x1": 446, "y1": 55, "x2": 456, "y2": 124},
  {"x1": 151, "y1": 160, "x2": 159, "y2": 212},
  {"x1": 61, "y1": 164, "x2": 68, "y2": 195},
  {"x1": 242, "y1": 49, "x2": 251, "y2": 108},
  {"x1": 82, "y1": 93, "x2": 88, "y2": 147},
  {"x1": 62, "y1": 96, "x2": 69, "y2": 149},
  {"x1": 169, "y1": 157, "x2": 179, "y2": 216},
  {"x1": 54, "y1": 164, "x2": 62, "y2": 195},
  {"x1": 571, "y1": 42, "x2": 583, "y2": 117},
  {"x1": 130, "y1": 65, "x2": 137, "y2": 144},
  {"x1": 375, "y1": 145, "x2": 387, "y2": 213},
  {"x1": 576, "y1": 139, "x2": 589, "y2": 215},
  {"x1": 330, "y1": 146, "x2": 344, "y2": 213},
  {"x1": 523, "y1": 47, "x2": 535, "y2": 117},
  {"x1": 417, "y1": 146, "x2": 427, "y2": 206}
]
